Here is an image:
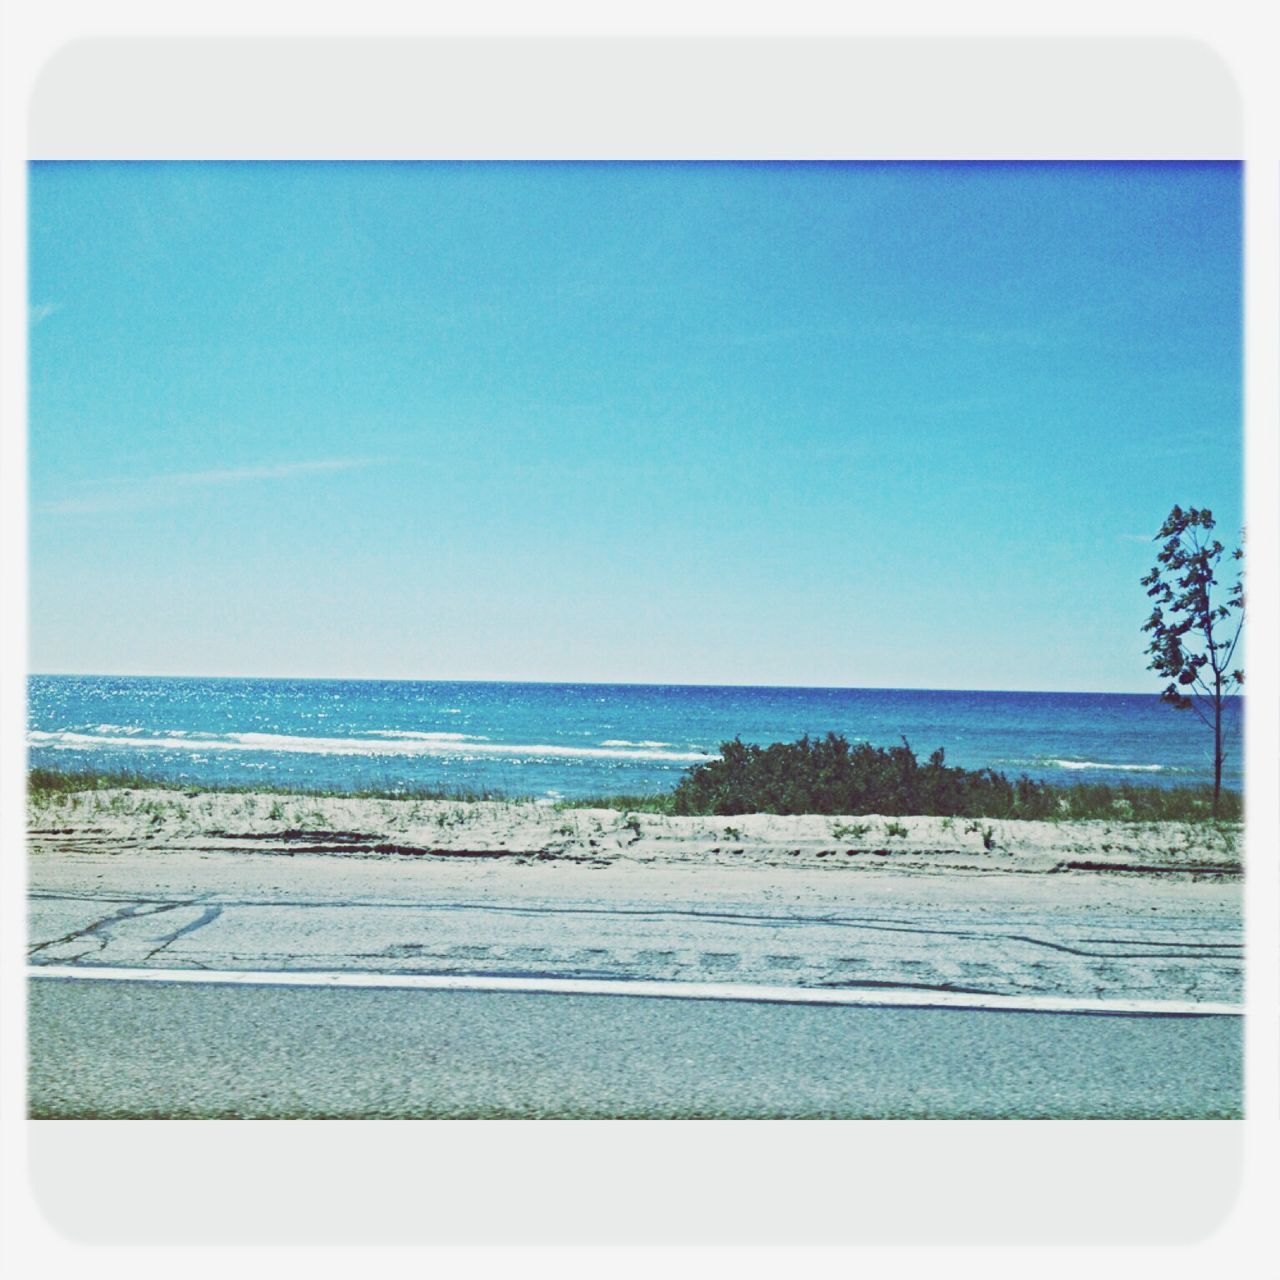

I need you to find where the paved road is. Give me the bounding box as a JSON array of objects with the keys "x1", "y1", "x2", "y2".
[{"x1": 28, "y1": 974, "x2": 1242, "y2": 1119}]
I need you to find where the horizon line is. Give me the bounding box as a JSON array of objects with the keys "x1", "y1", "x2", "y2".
[{"x1": 25, "y1": 670, "x2": 1215, "y2": 699}]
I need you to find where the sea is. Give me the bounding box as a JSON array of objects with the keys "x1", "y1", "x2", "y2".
[{"x1": 26, "y1": 675, "x2": 1244, "y2": 802}]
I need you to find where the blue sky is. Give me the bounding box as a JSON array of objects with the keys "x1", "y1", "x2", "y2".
[{"x1": 28, "y1": 162, "x2": 1242, "y2": 690}]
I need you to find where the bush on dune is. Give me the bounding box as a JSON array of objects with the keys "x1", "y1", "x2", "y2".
[
  {"x1": 670, "y1": 734, "x2": 1018, "y2": 817},
  {"x1": 668, "y1": 733, "x2": 1239, "y2": 822}
]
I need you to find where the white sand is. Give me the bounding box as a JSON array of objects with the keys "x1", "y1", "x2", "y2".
[
  {"x1": 27, "y1": 788, "x2": 1242, "y2": 1004},
  {"x1": 27, "y1": 786, "x2": 1242, "y2": 869}
]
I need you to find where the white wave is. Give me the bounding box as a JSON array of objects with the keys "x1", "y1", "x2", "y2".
[
  {"x1": 28, "y1": 728, "x2": 713, "y2": 764},
  {"x1": 600, "y1": 739, "x2": 673, "y2": 748},
  {"x1": 364, "y1": 730, "x2": 487, "y2": 742},
  {"x1": 1046, "y1": 759, "x2": 1165, "y2": 773}
]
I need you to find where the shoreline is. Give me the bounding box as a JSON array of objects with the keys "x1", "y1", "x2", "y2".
[{"x1": 26, "y1": 762, "x2": 1247, "y2": 824}]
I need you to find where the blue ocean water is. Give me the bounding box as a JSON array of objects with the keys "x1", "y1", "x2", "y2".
[{"x1": 26, "y1": 675, "x2": 1244, "y2": 801}]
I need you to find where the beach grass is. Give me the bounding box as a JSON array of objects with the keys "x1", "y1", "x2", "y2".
[
  {"x1": 26, "y1": 763, "x2": 1242, "y2": 824},
  {"x1": 25, "y1": 767, "x2": 515, "y2": 807}
]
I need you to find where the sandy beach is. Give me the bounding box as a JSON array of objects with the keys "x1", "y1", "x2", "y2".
[
  {"x1": 27, "y1": 787, "x2": 1242, "y2": 1006},
  {"x1": 27, "y1": 785, "x2": 1243, "y2": 890}
]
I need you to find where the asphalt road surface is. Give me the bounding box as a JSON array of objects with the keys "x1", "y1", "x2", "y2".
[{"x1": 28, "y1": 974, "x2": 1242, "y2": 1119}]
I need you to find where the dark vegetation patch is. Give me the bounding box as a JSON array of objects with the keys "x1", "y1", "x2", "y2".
[
  {"x1": 665, "y1": 735, "x2": 1241, "y2": 822},
  {"x1": 225, "y1": 829, "x2": 371, "y2": 843},
  {"x1": 1050, "y1": 860, "x2": 1241, "y2": 877}
]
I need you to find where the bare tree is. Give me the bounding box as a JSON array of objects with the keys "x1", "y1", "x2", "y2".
[{"x1": 1141, "y1": 505, "x2": 1243, "y2": 817}]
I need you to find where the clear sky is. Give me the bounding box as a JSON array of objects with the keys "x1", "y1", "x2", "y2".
[{"x1": 28, "y1": 161, "x2": 1242, "y2": 691}]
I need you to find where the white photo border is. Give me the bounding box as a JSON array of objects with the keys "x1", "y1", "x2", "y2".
[{"x1": 4, "y1": 26, "x2": 1276, "y2": 1265}]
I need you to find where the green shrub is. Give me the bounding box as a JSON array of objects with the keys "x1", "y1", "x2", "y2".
[
  {"x1": 831, "y1": 820, "x2": 872, "y2": 840},
  {"x1": 667, "y1": 734, "x2": 1241, "y2": 821},
  {"x1": 670, "y1": 734, "x2": 1023, "y2": 818}
]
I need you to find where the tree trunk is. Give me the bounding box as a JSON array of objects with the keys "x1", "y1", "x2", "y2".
[{"x1": 1213, "y1": 693, "x2": 1223, "y2": 819}]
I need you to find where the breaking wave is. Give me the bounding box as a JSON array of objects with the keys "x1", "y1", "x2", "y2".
[
  {"x1": 364, "y1": 730, "x2": 486, "y2": 742},
  {"x1": 1043, "y1": 758, "x2": 1166, "y2": 773},
  {"x1": 27, "y1": 728, "x2": 714, "y2": 764}
]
